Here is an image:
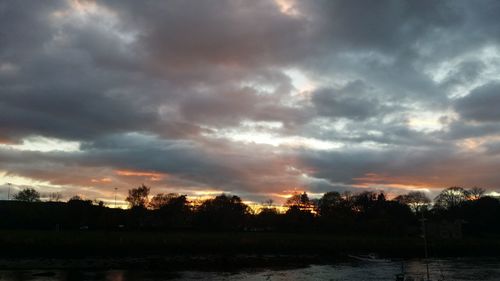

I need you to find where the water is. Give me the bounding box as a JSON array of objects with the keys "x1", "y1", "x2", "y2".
[{"x1": 1, "y1": 258, "x2": 499, "y2": 280}]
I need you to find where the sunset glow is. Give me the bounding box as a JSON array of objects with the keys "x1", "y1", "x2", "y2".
[{"x1": 115, "y1": 170, "x2": 166, "y2": 181}]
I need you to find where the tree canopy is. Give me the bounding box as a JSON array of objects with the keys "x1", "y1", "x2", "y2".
[
  {"x1": 394, "y1": 191, "x2": 430, "y2": 212},
  {"x1": 13, "y1": 188, "x2": 41, "y2": 202},
  {"x1": 434, "y1": 187, "x2": 470, "y2": 209},
  {"x1": 2, "y1": 185, "x2": 500, "y2": 237},
  {"x1": 195, "y1": 194, "x2": 249, "y2": 230},
  {"x1": 125, "y1": 184, "x2": 150, "y2": 208}
]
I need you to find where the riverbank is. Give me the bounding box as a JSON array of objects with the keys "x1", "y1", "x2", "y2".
[{"x1": 0, "y1": 255, "x2": 321, "y2": 270}]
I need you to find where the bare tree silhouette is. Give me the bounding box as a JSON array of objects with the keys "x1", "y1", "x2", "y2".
[
  {"x1": 47, "y1": 192, "x2": 63, "y2": 202},
  {"x1": 434, "y1": 187, "x2": 470, "y2": 209},
  {"x1": 394, "y1": 191, "x2": 431, "y2": 212},
  {"x1": 469, "y1": 187, "x2": 485, "y2": 200}
]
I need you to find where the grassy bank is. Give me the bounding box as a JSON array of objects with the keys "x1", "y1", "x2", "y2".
[{"x1": 1, "y1": 230, "x2": 499, "y2": 259}]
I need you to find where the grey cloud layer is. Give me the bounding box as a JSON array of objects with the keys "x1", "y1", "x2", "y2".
[
  {"x1": 455, "y1": 83, "x2": 500, "y2": 122},
  {"x1": 2, "y1": 0, "x2": 500, "y2": 199}
]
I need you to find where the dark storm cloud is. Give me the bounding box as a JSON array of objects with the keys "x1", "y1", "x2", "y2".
[
  {"x1": 455, "y1": 83, "x2": 500, "y2": 122},
  {"x1": 300, "y1": 113, "x2": 500, "y2": 192},
  {"x1": 311, "y1": 81, "x2": 383, "y2": 120},
  {"x1": 0, "y1": 0, "x2": 159, "y2": 142},
  {"x1": 299, "y1": 145, "x2": 500, "y2": 190},
  {"x1": 102, "y1": 0, "x2": 310, "y2": 68},
  {"x1": 299, "y1": 0, "x2": 461, "y2": 52},
  {"x1": 3, "y1": 0, "x2": 500, "y2": 200},
  {"x1": 439, "y1": 60, "x2": 486, "y2": 91},
  {"x1": 0, "y1": 0, "x2": 312, "y2": 143},
  {"x1": 442, "y1": 121, "x2": 500, "y2": 141}
]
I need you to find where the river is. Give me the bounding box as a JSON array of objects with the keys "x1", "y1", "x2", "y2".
[{"x1": 1, "y1": 258, "x2": 499, "y2": 280}]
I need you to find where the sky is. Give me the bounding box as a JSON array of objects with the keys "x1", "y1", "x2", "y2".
[{"x1": 2, "y1": 0, "x2": 500, "y2": 205}]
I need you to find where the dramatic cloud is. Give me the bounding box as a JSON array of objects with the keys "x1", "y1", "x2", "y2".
[
  {"x1": 455, "y1": 83, "x2": 500, "y2": 122},
  {"x1": 2, "y1": 0, "x2": 500, "y2": 204},
  {"x1": 311, "y1": 81, "x2": 384, "y2": 120}
]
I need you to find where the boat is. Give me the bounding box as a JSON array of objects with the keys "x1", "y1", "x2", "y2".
[
  {"x1": 395, "y1": 213, "x2": 447, "y2": 281},
  {"x1": 348, "y1": 253, "x2": 391, "y2": 263}
]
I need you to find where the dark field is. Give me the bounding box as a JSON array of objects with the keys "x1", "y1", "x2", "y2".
[{"x1": 1, "y1": 230, "x2": 499, "y2": 263}]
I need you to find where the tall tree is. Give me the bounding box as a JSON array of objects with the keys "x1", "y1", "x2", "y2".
[
  {"x1": 434, "y1": 187, "x2": 470, "y2": 209},
  {"x1": 317, "y1": 191, "x2": 344, "y2": 216},
  {"x1": 195, "y1": 194, "x2": 249, "y2": 230},
  {"x1": 13, "y1": 188, "x2": 41, "y2": 202},
  {"x1": 126, "y1": 184, "x2": 150, "y2": 208},
  {"x1": 149, "y1": 193, "x2": 179, "y2": 210},
  {"x1": 149, "y1": 193, "x2": 189, "y2": 211},
  {"x1": 285, "y1": 192, "x2": 312, "y2": 210},
  {"x1": 394, "y1": 191, "x2": 431, "y2": 212},
  {"x1": 352, "y1": 191, "x2": 378, "y2": 212}
]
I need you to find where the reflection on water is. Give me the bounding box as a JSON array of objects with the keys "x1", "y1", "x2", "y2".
[{"x1": 1, "y1": 258, "x2": 499, "y2": 281}]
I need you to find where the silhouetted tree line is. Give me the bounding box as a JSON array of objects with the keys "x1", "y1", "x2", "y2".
[{"x1": 1, "y1": 185, "x2": 499, "y2": 237}]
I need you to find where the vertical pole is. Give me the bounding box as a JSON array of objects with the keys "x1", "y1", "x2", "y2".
[
  {"x1": 421, "y1": 213, "x2": 430, "y2": 281},
  {"x1": 114, "y1": 187, "x2": 118, "y2": 208},
  {"x1": 7, "y1": 183, "x2": 11, "y2": 200}
]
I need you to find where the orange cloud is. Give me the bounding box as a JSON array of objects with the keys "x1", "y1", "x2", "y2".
[
  {"x1": 352, "y1": 173, "x2": 436, "y2": 190},
  {"x1": 114, "y1": 169, "x2": 166, "y2": 181},
  {"x1": 91, "y1": 177, "x2": 113, "y2": 183}
]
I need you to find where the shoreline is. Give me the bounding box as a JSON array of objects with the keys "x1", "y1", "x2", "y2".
[
  {"x1": 0, "y1": 255, "x2": 322, "y2": 270},
  {"x1": 1, "y1": 255, "x2": 500, "y2": 271}
]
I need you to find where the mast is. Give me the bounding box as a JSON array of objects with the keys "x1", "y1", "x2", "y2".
[{"x1": 421, "y1": 212, "x2": 430, "y2": 281}]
